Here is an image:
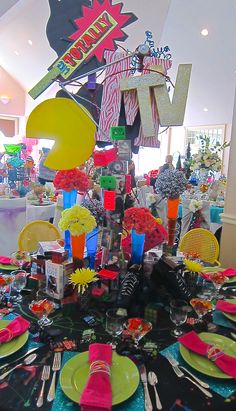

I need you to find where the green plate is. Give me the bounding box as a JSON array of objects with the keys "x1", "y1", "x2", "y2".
[
  {"x1": 224, "y1": 276, "x2": 236, "y2": 284},
  {"x1": 60, "y1": 351, "x2": 140, "y2": 405},
  {"x1": 179, "y1": 332, "x2": 236, "y2": 379},
  {"x1": 221, "y1": 299, "x2": 236, "y2": 323},
  {"x1": 0, "y1": 321, "x2": 29, "y2": 359},
  {"x1": 0, "y1": 263, "x2": 18, "y2": 271}
]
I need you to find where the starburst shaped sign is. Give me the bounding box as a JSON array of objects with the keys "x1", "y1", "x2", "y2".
[{"x1": 29, "y1": 0, "x2": 137, "y2": 99}]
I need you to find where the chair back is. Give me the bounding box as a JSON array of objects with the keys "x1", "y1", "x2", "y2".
[
  {"x1": 0, "y1": 197, "x2": 26, "y2": 256},
  {"x1": 18, "y1": 220, "x2": 61, "y2": 252},
  {"x1": 179, "y1": 228, "x2": 219, "y2": 264}
]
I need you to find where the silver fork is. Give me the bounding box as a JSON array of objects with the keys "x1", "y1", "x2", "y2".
[
  {"x1": 166, "y1": 353, "x2": 209, "y2": 388},
  {"x1": 37, "y1": 365, "x2": 50, "y2": 407},
  {"x1": 47, "y1": 352, "x2": 61, "y2": 402},
  {"x1": 165, "y1": 353, "x2": 212, "y2": 398}
]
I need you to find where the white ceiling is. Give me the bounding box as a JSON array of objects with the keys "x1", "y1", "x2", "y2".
[{"x1": 0, "y1": 0, "x2": 236, "y2": 126}]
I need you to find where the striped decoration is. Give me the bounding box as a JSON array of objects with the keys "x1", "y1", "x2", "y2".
[{"x1": 96, "y1": 51, "x2": 172, "y2": 147}]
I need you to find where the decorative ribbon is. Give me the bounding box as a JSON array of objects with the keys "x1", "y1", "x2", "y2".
[
  {"x1": 89, "y1": 360, "x2": 111, "y2": 376},
  {"x1": 0, "y1": 328, "x2": 13, "y2": 343},
  {"x1": 207, "y1": 345, "x2": 224, "y2": 361}
]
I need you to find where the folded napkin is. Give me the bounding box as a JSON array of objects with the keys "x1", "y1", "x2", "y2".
[
  {"x1": 0, "y1": 256, "x2": 14, "y2": 265},
  {"x1": 0, "y1": 316, "x2": 30, "y2": 343},
  {"x1": 178, "y1": 331, "x2": 236, "y2": 379},
  {"x1": 216, "y1": 300, "x2": 236, "y2": 314},
  {"x1": 80, "y1": 343, "x2": 112, "y2": 411},
  {"x1": 221, "y1": 268, "x2": 236, "y2": 278}
]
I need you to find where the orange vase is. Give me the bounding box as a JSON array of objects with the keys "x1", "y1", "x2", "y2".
[
  {"x1": 167, "y1": 196, "x2": 180, "y2": 247},
  {"x1": 167, "y1": 197, "x2": 180, "y2": 219},
  {"x1": 71, "y1": 233, "x2": 85, "y2": 260}
]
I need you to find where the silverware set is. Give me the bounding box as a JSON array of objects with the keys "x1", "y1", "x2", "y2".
[
  {"x1": 36, "y1": 352, "x2": 62, "y2": 407},
  {"x1": 165, "y1": 353, "x2": 212, "y2": 398},
  {"x1": 140, "y1": 364, "x2": 162, "y2": 411}
]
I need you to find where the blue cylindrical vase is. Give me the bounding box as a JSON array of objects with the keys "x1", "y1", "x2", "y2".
[
  {"x1": 63, "y1": 189, "x2": 77, "y2": 256},
  {"x1": 131, "y1": 228, "x2": 145, "y2": 264},
  {"x1": 86, "y1": 227, "x2": 98, "y2": 269}
]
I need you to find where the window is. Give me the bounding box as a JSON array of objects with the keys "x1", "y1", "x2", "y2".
[{"x1": 185, "y1": 125, "x2": 225, "y2": 155}]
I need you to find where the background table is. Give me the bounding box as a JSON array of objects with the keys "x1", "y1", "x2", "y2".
[
  {"x1": 178, "y1": 203, "x2": 224, "y2": 233},
  {"x1": 0, "y1": 198, "x2": 56, "y2": 256},
  {"x1": 26, "y1": 202, "x2": 55, "y2": 223}
]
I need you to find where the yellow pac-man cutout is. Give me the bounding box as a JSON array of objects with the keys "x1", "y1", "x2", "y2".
[{"x1": 26, "y1": 98, "x2": 96, "y2": 170}]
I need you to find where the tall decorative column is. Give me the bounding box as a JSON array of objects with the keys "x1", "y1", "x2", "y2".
[{"x1": 220, "y1": 91, "x2": 236, "y2": 267}]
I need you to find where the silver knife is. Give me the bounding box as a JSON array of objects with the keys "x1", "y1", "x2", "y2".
[
  {"x1": 0, "y1": 347, "x2": 39, "y2": 371},
  {"x1": 230, "y1": 332, "x2": 236, "y2": 341},
  {"x1": 140, "y1": 364, "x2": 153, "y2": 411}
]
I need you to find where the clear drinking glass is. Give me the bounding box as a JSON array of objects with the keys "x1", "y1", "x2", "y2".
[
  {"x1": 190, "y1": 298, "x2": 213, "y2": 322},
  {"x1": 169, "y1": 299, "x2": 188, "y2": 337},
  {"x1": 11, "y1": 270, "x2": 27, "y2": 302},
  {"x1": 105, "y1": 308, "x2": 126, "y2": 348},
  {"x1": 29, "y1": 299, "x2": 55, "y2": 327}
]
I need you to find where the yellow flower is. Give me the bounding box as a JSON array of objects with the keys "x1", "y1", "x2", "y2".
[
  {"x1": 69, "y1": 268, "x2": 98, "y2": 294},
  {"x1": 58, "y1": 205, "x2": 96, "y2": 235},
  {"x1": 184, "y1": 259, "x2": 204, "y2": 273},
  {"x1": 155, "y1": 217, "x2": 163, "y2": 225}
]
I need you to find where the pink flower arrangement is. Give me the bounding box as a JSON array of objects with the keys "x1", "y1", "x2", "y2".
[{"x1": 54, "y1": 168, "x2": 90, "y2": 192}]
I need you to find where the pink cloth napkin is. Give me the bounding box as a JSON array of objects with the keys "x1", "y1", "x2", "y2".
[
  {"x1": 0, "y1": 257, "x2": 13, "y2": 265},
  {"x1": 216, "y1": 300, "x2": 236, "y2": 314},
  {"x1": 80, "y1": 343, "x2": 112, "y2": 411},
  {"x1": 221, "y1": 268, "x2": 236, "y2": 277},
  {"x1": 201, "y1": 268, "x2": 236, "y2": 280},
  {"x1": 179, "y1": 331, "x2": 236, "y2": 379},
  {"x1": 0, "y1": 316, "x2": 30, "y2": 343}
]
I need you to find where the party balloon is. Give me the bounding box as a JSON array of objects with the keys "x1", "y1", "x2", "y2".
[{"x1": 26, "y1": 98, "x2": 96, "y2": 170}]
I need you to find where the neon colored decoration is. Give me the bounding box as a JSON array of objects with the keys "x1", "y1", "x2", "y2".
[{"x1": 26, "y1": 98, "x2": 96, "y2": 170}]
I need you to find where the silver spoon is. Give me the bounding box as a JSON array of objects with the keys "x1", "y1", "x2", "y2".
[
  {"x1": 148, "y1": 371, "x2": 162, "y2": 410},
  {"x1": 0, "y1": 353, "x2": 37, "y2": 381}
]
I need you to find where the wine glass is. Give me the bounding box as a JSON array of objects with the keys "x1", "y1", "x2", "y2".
[
  {"x1": 11, "y1": 270, "x2": 27, "y2": 303},
  {"x1": 123, "y1": 318, "x2": 152, "y2": 347},
  {"x1": 11, "y1": 251, "x2": 29, "y2": 269},
  {"x1": 190, "y1": 298, "x2": 213, "y2": 322},
  {"x1": 29, "y1": 299, "x2": 55, "y2": 327},
  {"x1": 169, "y1": 299, "x2": 188, "y2": 337},
  {"x1": 105, "y1": 308, "x2": 126, "y2": 348},
  {"x1": 0, "y1": 274, "x2": 13, "y2": 305},
  {"x1": 211, "y1": 272, "x2": 228, "y2": 300}
]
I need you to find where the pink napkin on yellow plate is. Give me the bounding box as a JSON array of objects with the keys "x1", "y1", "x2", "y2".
[
  {"x1": 0, "y1": 316, "x2": 30, "y2": 343},
  {"x1": 216, "y1": 300, "x2": 236, "y2": 314},
  {"x1": 80, "y1": 343, "x2": 112, "y2": 411},
  {"x1": 179, "y1": 331, "x2": 236, "y2": 379}
]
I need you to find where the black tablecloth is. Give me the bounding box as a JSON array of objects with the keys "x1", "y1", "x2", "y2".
[{"x1": 0, "y1": 292, "x2": 236, "y2": 411}]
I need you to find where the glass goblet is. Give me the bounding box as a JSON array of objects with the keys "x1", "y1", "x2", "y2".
[
  {"x1": 211, "y1": 272, "x2": 228, "y2": 300},
  {"x1": 169, "y1": 299, "x2": 188, "y2": 338},
  {"x1": 11, "y1": 270, "x2": 27, "y2": 303},
  {"x1": 190, "y1": 298, "x2": 213, "y2": 322},
  {"x1": 105, "y1": 308, "x2": 126, "y2": 348},
  {"x1": 123, "y1": 318, "x2": 152, "y2": 347},
  {"x1": 0, "y1": 274, "x2": 13, "y2": 305},
  {"x1": 11, "y1": 251, "x2": 29, "y2": 269},
  {"x1": 29, "y1": 299, "x2": 55, "y2": 327}
]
